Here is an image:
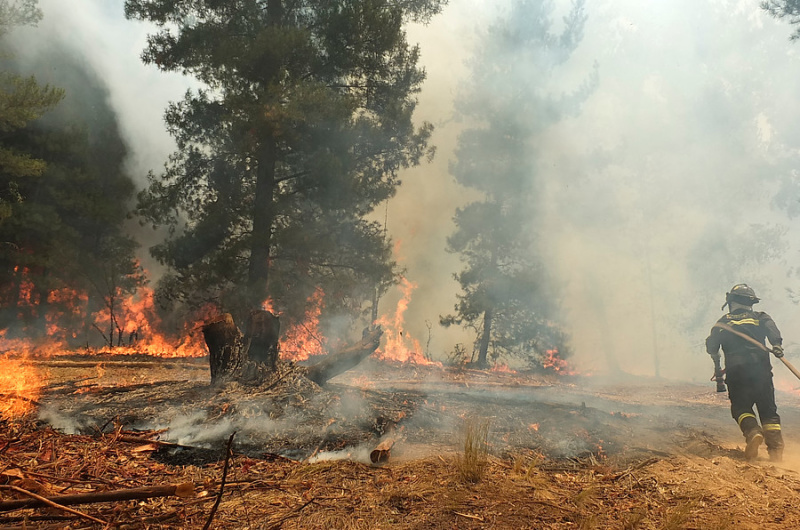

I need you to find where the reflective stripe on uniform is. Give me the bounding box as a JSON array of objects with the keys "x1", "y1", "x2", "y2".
[
  {"x1": 728, "y1": 318, "x2": 760, "y2": 326},
  {"x1": 763, "y1": 423, "x2": 782, "y2": 431},
  {"x1": 737, "y1": 413, "x2": 757, "y2": 426}
]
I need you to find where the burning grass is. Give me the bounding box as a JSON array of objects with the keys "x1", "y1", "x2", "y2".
[{"x1": 0, "y1": 357, "x2": 44, "y2": 420}]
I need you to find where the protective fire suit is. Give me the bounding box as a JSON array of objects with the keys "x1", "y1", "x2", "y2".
[{"x1": 705, "y1": 307, "x2": 784, "y2": 460}]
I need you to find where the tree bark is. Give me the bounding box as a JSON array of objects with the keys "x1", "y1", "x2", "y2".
[
  {"x1": 203, "y1": 313, "x2": 244, "y2": 383},
  {"x1": 246, "y1": 143, "x2": 277, "y2": 311},
  {"x1": 477, "y1": 307, "x2": 492, "y2": 368},
  {"x1": 243, "y1": 309, "x2": 280, "y2": 369}
]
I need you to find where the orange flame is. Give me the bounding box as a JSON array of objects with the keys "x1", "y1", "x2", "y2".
[
  {"x1": 542, "y1": 349, "x2": 576, "y2": 375},
  {"x1": 492, "y1": 362, "x2": 516, "y2": 373},
  {"x1": 0, "y1": 281, "x2": 212, "y2": 358},
  {"x1": 279, "y1": 288, "x2": 327, "y2": 361},
  {"x1": 374, "y1": 277, "x2": 439, "y2": 365},
  {"x1": 0, "y1": 357, "x2": 43, "y2": 420},
  {"x1": 88, "y1": 286, "x2": 208, "y2": 357}
]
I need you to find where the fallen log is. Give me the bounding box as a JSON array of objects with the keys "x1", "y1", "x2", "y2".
[
  {"x1": 304, "y1": 327, "x2": 383, "y2": 386},
  {"x1": 0, "y1": 483, "x2": 195, "y2": 512}
]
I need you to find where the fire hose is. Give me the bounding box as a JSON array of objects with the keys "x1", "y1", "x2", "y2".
[{"x1": 712, "y1": 322, "x2": 800, "y2": 381}]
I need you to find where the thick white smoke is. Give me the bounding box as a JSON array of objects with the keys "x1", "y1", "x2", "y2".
[{"x1": 395, "y1": 0, "x2": 800, "y2": 385}]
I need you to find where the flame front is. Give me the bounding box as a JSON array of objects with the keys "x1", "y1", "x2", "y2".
[
  {"x1": 492, "y1": 362, "x2": 516, "y2": 373},
  {"x1": 0, "y1": 278, "x2": 212, "y2": 358},
  {"x1": 374, "y1": 277, "x2": 438, "y2": 365}
]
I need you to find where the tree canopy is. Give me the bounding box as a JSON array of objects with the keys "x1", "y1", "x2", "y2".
[
  {"x1": 762, "y1": 0, "x2": 800, "y2": 40},
  {"x1": 0, "y1": 0, "x2": 63, "y2": 223},
  {"x1": 0, "y1": 35, "x2": 141, "y2": 346},
  {"x1": 127, "y1": 0, "x2": 445, "y2": 333},
  {"x1": 442, "y1": 0, "x2": 596, "y2": 369}
]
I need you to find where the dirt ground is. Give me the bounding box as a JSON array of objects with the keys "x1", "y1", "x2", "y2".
[{"x1": 4, "y1": 356, "x2": 800, "y2": 529}]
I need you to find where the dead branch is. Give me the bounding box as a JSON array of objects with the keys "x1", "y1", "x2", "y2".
[
  {"x1": 0, "y1": 393, "x2": 43, "y2": 408},
  {"x1": 0, "y1": 485, "x2": 107, "y2": 525},
  {"x1": 0, "y1": 483, "x2": 194, "y2": 512},
  {"x1": 264, "y1": 498, "x2": 316, "y2": 530},
  {"x1": 304, "y1": 326, "x2": 383, "y2": 385},
  {"x1": 115, "y1": 435, "x2": 196, "y2": 450},
  {"x1": 202, "y1": 432, "x2": 235, "y2": 530}
]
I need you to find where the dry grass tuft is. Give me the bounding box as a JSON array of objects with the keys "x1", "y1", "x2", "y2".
[
  {"x1": 662, "y1": 500, "x2": 698, "y2": 530},
  {"x1": 622, "y1": 508, "x2": 647, "y2": 529},
  {"x1": 573, "y1": 485, "x2": 599, "y2": 507},
  {"x1": 457, "y1": 417, "x2": 490, "y2": 483}
]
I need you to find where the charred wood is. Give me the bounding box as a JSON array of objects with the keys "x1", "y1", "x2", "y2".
[
  {"x1": 243, "y1": 310, "x2": 280, "y2": 369},
  {"x1": 304, "y1": 327, "x2": 383, "y2": 386},
  {"x1": 203, "y1": 313, "x2": 245, "y2": 383},
  {"x1": 369, "y1": 438, "x2": 394, "y2": 464}
]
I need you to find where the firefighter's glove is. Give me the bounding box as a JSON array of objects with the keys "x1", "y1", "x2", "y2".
[
  {"x1": 714, "y1": 370, "x2": 726, "y2": 392},
  {"x1": 772, "y1": 345, "x2": 785, "y2": 358}
]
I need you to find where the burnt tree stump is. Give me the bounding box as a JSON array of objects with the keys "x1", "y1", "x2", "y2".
[
  {"x1": 202, "y1": 309, "x2": 382, "y2": 386},
  {"x1": 203, "y1": 314, "x2": 244, "y2": 383},
  {"x1": 203, "y1": 310, "x2": 281, "y2": 384},
  {"x1": 243, "y1": 310, "x2": 280, "y2": 369}
]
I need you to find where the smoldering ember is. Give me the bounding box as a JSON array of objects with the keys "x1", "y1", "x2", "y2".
[{"x1": 7, "y1": 0, "x2": 800, "y2": 529}]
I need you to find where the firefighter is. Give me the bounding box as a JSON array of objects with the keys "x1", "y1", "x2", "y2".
[{"x1": 706, "y1": 284, "x2": 785, "y2": 462}]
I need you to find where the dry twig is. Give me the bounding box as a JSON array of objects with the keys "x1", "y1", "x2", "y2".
[{"x1": 202, "y1": 432, "x2": 236, "y2": 530}]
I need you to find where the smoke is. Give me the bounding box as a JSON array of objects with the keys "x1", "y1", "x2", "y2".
[
  {"x1": 8, "y1": 0, "x2": 198, "y2": 276},
  {"x1": 12, "y1": 0, "x2": 191, "y2": 183},
  {"x1": 391, "y1": 0, "x2": 800, "y2": 384},
  {"x1": 38, "y1": 404, "x2": 89, "y2": 435},
  {"x1": 10, "y1": 0, "x2": 800, "y2": 386}
]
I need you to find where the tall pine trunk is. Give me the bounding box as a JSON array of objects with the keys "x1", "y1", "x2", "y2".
[
  {"x1": 477, "y1": 307, "x2": 493, "y2": 368},
  {"x1": 246, "y1": 143, "x2": 277, "y2": 311},
  {"x1": 245, "y1": 0, "x2": 282, "y2": 312}
]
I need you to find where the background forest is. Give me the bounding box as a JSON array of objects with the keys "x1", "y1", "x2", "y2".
[{"x1": 3, "y1": 0, "x2": 800, "y2": 380}]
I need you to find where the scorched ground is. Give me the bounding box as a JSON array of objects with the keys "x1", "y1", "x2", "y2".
[{"x1": 3, "y1": 355, "x2": 800, "y2": 529}]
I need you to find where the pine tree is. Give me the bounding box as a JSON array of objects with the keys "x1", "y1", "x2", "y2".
[
  {"x1": 127, "y1": 0, "x2": 445, "y2": 330},
  {"x1": 0, "y1": 0, "x2": 63, "y2": 223},
  {"x1": 762, "y1": 1, "x2": 800, "y2": 40},
  {"x1": 0, "y1": 45, "x2": 142, "y2": 346},
  {"x1": 441, "y1": 0, "x2": 596, "y2": 369}
]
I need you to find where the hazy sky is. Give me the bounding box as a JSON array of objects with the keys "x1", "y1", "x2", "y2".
[{"x1": 17, "y1": 0, "x2": 800, "y2": 386}]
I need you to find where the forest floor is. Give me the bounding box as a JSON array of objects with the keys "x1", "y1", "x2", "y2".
[{"x1": 3, "y1": 355, "x2": 800, "y2": 529}]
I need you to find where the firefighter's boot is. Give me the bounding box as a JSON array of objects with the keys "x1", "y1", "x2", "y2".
[
  {"x1": 744, "y1": 429, "x2": 764, "y2": 461},
  {"x1": 763, "y1": 424, "x2": 784, "y2": 463}
]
